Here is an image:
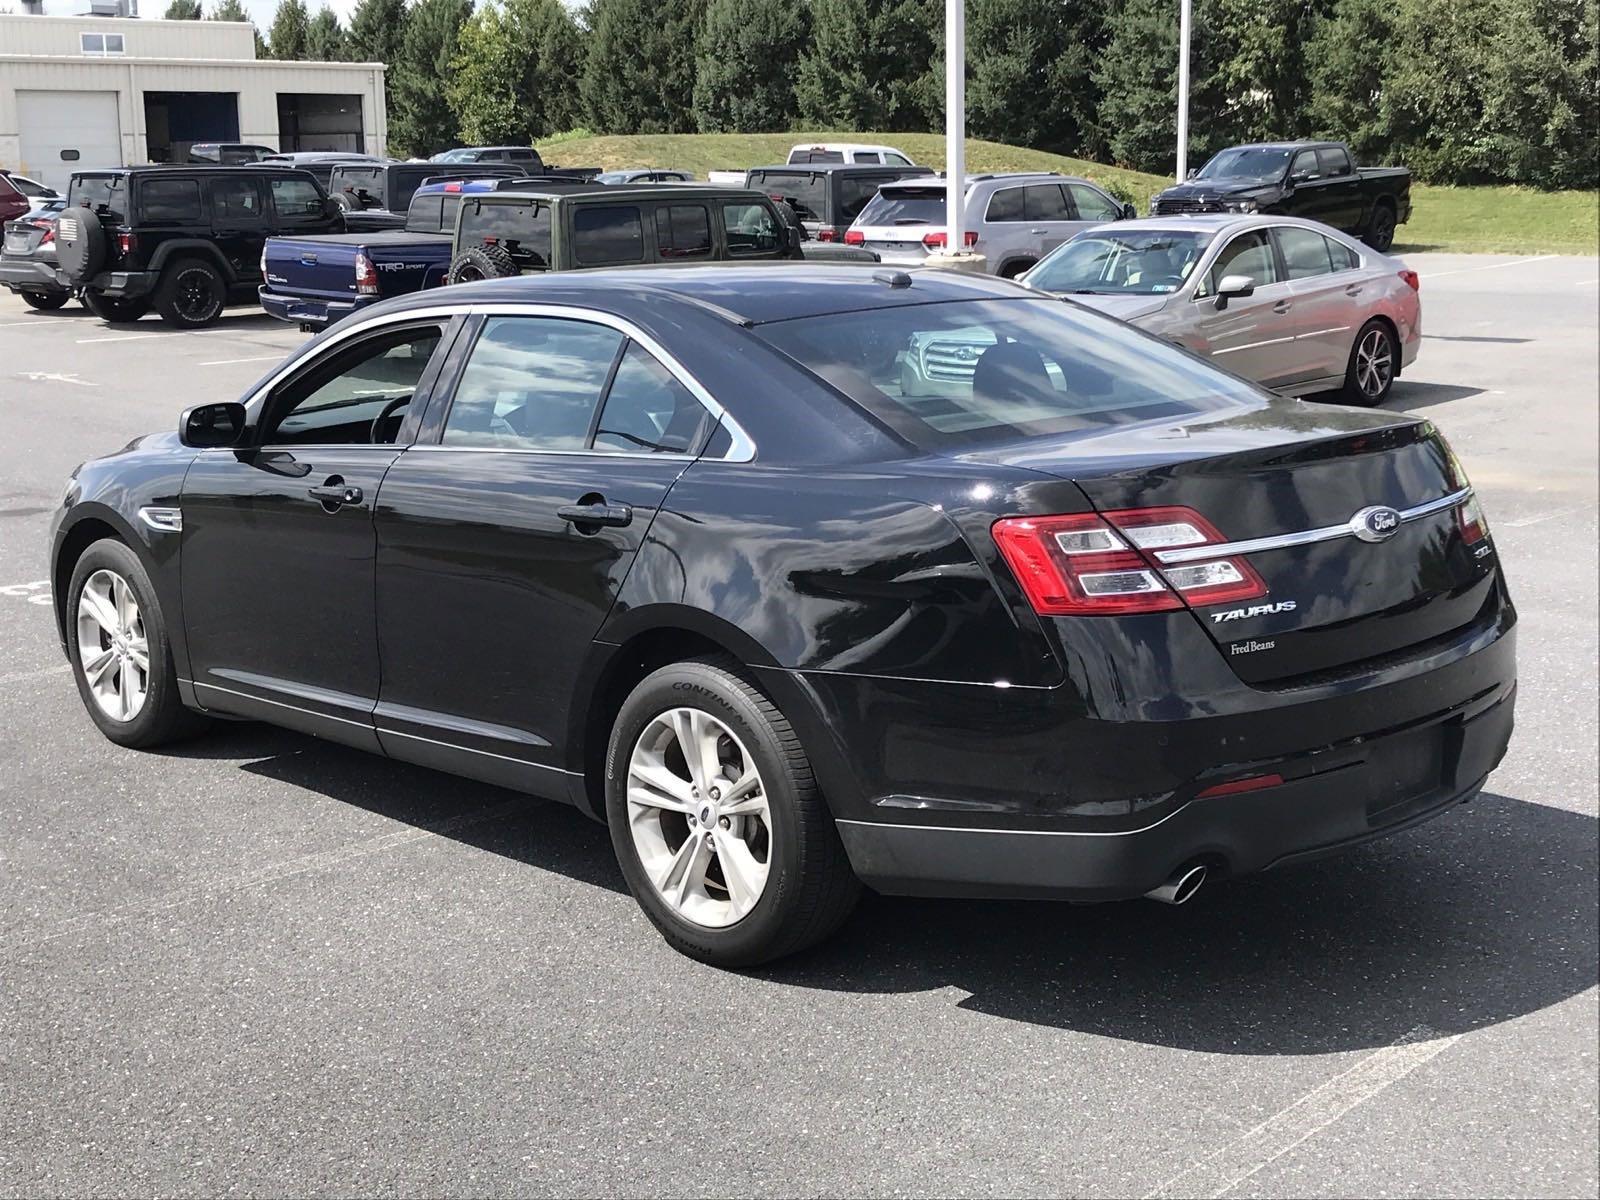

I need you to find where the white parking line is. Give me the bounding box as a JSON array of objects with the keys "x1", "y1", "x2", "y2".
[
  {"x1": 1143, "y1": 1025, "x2": 1462, "y2": 1199},
  {"x1": 75, "y1": 332, "x2": 163, "y2": 344},
  {"x1": 197, "y1": 355, "x2": 286, "y2": 366},
  {"x1": 0, "y1": 663, "x2": 70, "y2": 687},
  {"x1": 1419, "y1": 255, "x2": 1555, "y2": 280},
  {"x1": 1576, "y1": 277, "x2": 1599, "y2": 287}
]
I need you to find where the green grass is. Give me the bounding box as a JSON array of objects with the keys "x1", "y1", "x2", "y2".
[{"x1": 536, "y1": 131, "x2": 1600, "y2": 257}]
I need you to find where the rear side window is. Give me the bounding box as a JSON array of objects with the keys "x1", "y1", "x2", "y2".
[
  {"x1": 655, "y1": 205, "x2": 712, "y2": 259},
  {"x1": 209, "y1": 177, "x2": 263, "y2": 222},
  {"x1": 593, "y1": 342, "x2": 712, "y2": 454},
  {"x1": 573, "y1": 205, "x2": 644, "y2": 266},
  {"x1": 1023, "y1": 184, "x2": 1071, "y2": 221},
  {"x1": 986, "y1": 187, "x2": 1024, "y2": 222},
  {"x1": 140, "y1": 178, "x2": 202, "y2": 222},
  {"x1": 723, "y1": 202, "x2": 781, "y2": 255},
  {"x1": 753, "y1": 297, "x2": 1263, "y2": 450},
  {"x1": 269, "y1": 176, "x2": 324, "y2": 221},
  {"x1": 851, "y1": 152, "x2": 882, "y2": 164},
  {"x1": 68, "y1": 175, "x2": 125, "y2": 219},
  {"x1": 459, "y1": 200, "x2": 550, "y2": 267},
  {"x1": 1317, "y1": 147, "x2": 1352, "y2": 176},
  {"x1": 1325, "y1": 236, "x2": 1360, "y2": 271},
  {"x1": 1276, "y1": 226, "x2": 1336, "y2": 279},
  {"x1": 442, "y1": 317, "x2": 624, "y2": 450}
]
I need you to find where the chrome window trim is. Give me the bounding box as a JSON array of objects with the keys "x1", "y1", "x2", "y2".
[
  {"x1": 241, "y1": 302, "x2": 755, "y2": 462},
  {"x1": 1154, "y1": 487, "x2": 1473, "y2": 565}
]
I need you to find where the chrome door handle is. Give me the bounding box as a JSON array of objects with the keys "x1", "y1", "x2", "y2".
[
  {"x1": 1273, "y1": 300, "x2": 1293, "y2": 313},
  {"x1": 558, "y1": 502, "x2": 633, "y2": 528},
  {"x1": 1345, "y1": 284, "x2": 1364, "y2": 296},
  {"x1": 1029, "y1": 228, "x2": 1048, "y2": 235},
  {"x1": 308, "y1": 478, "x2": 362, "y2": 509}
]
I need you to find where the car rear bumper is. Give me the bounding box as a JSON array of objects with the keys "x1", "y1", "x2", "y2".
[
  {"x1": 88, "y1": 270, "x2": 158, "y2": 298},
  {"x1": 258, "y1": 286, "x2": 369, "y2": 327},
  {"x1": 0, "y1": 258, "x2": 67, "y2": 293}
]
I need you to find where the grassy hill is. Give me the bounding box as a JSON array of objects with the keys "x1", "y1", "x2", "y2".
[{"x1": 537, "y1": 131, "x2": 1600, "y2": 256}]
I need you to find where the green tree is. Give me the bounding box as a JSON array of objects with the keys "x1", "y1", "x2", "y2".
[
  {"x1": 1305, "y1": 0, "x2": 1396, "y2": 164},
  {"x1": 267, "y1": 0, "x2": 312, "y2": 60},
  {"x1": 964, "y1": 0, "x2": 1110, "y2": 159},
  {"x1": 163, "y1": 0, "x2": 203, "y2": 18},
  {"x1": 347, "y1": 0, "x2": 407, "y2": 62},
  {"x1": 390, "y1": 0, "x2": 472, "y2": 156},
  {"x1": 447, "y1": 0, "x2": 584, "y2": 144},
  {"x1": 796, "y1": 0, "x2": 939, "y2": 131},
  {"x1": 692, "y1": 0, "x2": 809, "y2": 132},
  {"x1": 209, "y1": 0, "x2": 267, "y2": 57},
  {"x1": 306, "y1": 7, "x2": 348, "y2": 60},
  {"x1": 583, "y1": 0, "x2": 705, "y2": 133}
]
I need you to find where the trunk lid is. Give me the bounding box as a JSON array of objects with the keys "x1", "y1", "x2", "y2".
[{"x1": 965, "y1": 406, "x2": 1497, "y2": 684}]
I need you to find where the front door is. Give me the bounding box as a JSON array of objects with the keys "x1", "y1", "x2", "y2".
[
  {"x1": 179, "y1": 318, "x2": 456, "y2": 747},
  {"x1": 372, "y1": 312, "x2": 720, "y2": 792}
]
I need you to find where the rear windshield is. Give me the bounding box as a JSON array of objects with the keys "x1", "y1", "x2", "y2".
[
  {"x1": 336, "y1": 167, "x2": 385, "y2": 206},
  {"x1": 855, "y1": 187, "x2": 945, "y2": 227},
  {"x1": 752, "y1": 298, "x2": 1264, "y2": 449},
  {"x1": 460, "y1": 199, "x2": 550, "y2": 267},
  {"x1": 68, "y1": 175, "x2": 126, "y2": 220},
  {"x1": 748, "y1": 171, "x2": 827, "y2": 222}
]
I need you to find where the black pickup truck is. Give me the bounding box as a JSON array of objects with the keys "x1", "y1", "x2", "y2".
[{"x1": 1150, "y1": 140, "x2": 1411, "y2": 250}]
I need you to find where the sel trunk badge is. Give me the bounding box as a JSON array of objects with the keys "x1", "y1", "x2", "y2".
[{"x1": 1351, "y1": 505, "x2": 1403, "y2": 542}]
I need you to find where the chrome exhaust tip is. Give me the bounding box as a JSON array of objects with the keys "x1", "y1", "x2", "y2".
[{"x1": 1144, "y1": 863, "x2": 1207, "y2": 905}]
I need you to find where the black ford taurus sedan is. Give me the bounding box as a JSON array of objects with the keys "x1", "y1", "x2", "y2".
[{"x1": 49, "y1": 266, "x2": 1516, "y2": 965}]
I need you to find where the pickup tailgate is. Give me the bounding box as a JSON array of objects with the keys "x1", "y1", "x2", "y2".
[{"x1": 263, "y1": 231, "x2": 452, "y2": 302}]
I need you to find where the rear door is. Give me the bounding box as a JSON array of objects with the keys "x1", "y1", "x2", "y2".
[
  {"x1": 372, "y1": 312, "x2": 719, "y2": 785},
  {"x1": 206, "y1": 174, "x2": 268, "y2": 284},
  {"x1": 1187, "y1": 228, "x2": 1300, "y2": 388},
  {"x1": 1273, "y1": 224, "x2": 1359, "y2": 384},
  {"x1": 1023, "y1": 183, "x2": 1081, "y2": 256},
  {"x1": 1315, "y1": 145, "x2": 1363, "y2": 230}
]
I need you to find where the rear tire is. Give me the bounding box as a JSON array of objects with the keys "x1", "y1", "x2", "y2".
[
  {"x1": 81, "y1": 290, "x2": 150, "y2": 323},
  {"x1": 154, "y1": 257, "x2": 227, "y2": 328},
  {"x1": 1362, "y1": 202, "x2": 1397, "y2": 253},
  {"x1": 447, "y1": 243, "x2": 518, "y2": 285},
  {"x1": 66, "y1": 538, "x2": 208, "y2": 749},
  {"x1": 605, "y1": 657, "x2": 860, "y2": 967},
  {"x1": 1339, "y1": 319, "x2": 1397, "y2": 406},
  {"x1": 20, "y1": 291, "x2": 69, "y2": 311}
]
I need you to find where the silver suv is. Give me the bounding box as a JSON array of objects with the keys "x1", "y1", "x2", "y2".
[{"x1": 845, "y1": 173, "x2": 1134, "y2": 277}]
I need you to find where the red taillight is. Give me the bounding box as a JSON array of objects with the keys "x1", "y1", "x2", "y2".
[
  {"x1": 816, "y1": 228, "x2": 836, "y2": 242},
  {"x1": 992, "y1": 506, "x2": 1268, "y2": 617},
  {"x1": 1399, "y1": 269, "x2": 1420, "y2": 291},
  {"x1": 354, "y1": 250, "x2": 378, "y2": 295},
  {"x1": 921, "y1": 230, "x2": 979, "y2": 249},
  {"x1": 1197, "y1": 773, "x2": 1284, "y2": 799},
  {"x1": 1457, "y1": 493, "x2": 1489, "y2": 544},
  {"x1": 843, "y1": 229, "x2": 865, "y2": 246},
  {"x1": 444, "y1": 181, "x2": 463, "y2": 192},
  {"x1": 34, "y1": 220, "x2": 54, "y2": 245},
  {"x1": 116, "y1": 232, "x2": 135, "y2": 256}
]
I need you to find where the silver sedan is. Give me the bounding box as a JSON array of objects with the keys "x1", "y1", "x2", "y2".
[{"x1": 1020, "y1": 214, "x2": 1420, "y2": 405}]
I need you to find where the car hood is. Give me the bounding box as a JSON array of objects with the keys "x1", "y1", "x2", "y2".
[
  {"x1": 1156, "y1": 180, "x2": 1280, "y2": 203},
  {"x1": 1055, "y1": 293, "x2": 1171, "y2": 323}
]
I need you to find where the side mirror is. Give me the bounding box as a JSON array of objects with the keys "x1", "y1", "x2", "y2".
[
  {"x1": 1121, "y1": 203, "x2": 1137, "y2": 221},
  {"x1": 180, "y1": 401, "x2": 247, "y2": 448},
  {"x1": 1289, "y1": 171, "x2": 1312, "y2": 185},
  {"x1": 1212, "y1": 274, "x2": 1256, "y2": 310},
  {"x1": 322, "y1": 197, "x2": 342, "y2": 218}
]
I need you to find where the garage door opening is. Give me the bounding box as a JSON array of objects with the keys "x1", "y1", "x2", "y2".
[
  {"x1": 277, "y1": 94, "x2": 364, "y2": 153},
  {"x1": 143, "y1": 92, "x2": 241, "y2": 164}
]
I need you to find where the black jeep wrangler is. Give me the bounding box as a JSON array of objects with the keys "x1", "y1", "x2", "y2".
[{"x1": 53, "y1": 165, "x2": 342, "y2": 328}]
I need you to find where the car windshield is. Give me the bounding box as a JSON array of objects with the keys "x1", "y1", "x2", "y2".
[
  {"x1": 749, "y1": 171, "x2": 827, "y2": 222},
  {"x1": 753, "y1": 297, "x2": 1263, "y2": 449},
  {"x1": 854, "y1": 187, "x2": 945, "y2": 227},
  {"x1": 1027, "y1": 230, "x2": 1213, "y2": 295},
  {"x1": 1196, "y1": 148, "x2": 1293, "y2": 183}
]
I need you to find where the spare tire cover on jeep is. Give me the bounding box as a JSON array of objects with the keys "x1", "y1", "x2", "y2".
[{"x1": 54, "y1": 207, "x2": 107, "y2": 284}]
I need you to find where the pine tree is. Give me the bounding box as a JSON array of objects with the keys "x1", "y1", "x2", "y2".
[
  {"x1": 163, "y1": 0, "x2": 203, "y2": 18},
  {"x1": 582, "y1": 0, "x2": 706, "y2": 134},
  {"x1": 796, "y1": 0, "x2": 939, "y2": 132},
  {"x1": 965, "y1": 0, "x2": 1110, "y2": 158},
  {"x1": 267, "y1": 0, "x2": 312, "y2": 60},
  {"x1": 794, "y1": 0, "x2": 879, "y2": 128},
  {"x1": 692, "y1": 0, "x2": 809, "y2": 132},
  {"x1": 209, "y1": 0, "x2": 267, "y2": 57},
  {"x1": 390, "y1": 0, "x2": 472, "y2": 156},
  {"x1": 306, "y1": 7, "x2": 348, "y2": 60},
  {"x1": 347, "y1": 0, "x2": 408, "y2": 66}
]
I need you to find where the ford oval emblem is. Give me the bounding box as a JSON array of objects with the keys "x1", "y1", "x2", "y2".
[{"x1": 1351, "y1": 504, "x2": 1403, "y2": 543}]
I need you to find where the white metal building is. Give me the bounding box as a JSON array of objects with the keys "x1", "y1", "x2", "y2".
[{"x1": 0, "y1": 14, "x2": 387, "y2": 192}]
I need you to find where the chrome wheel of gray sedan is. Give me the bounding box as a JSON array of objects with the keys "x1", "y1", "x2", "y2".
[
  {"x1": 626, "y1": 706, "x2": 772, "y2": 928},
  {"x1": 1356, "y1": 327, "x2": 1394, "y2": 399},
  {"x1": 75, "y1": 568, "x2": 149, "y2": 722}
]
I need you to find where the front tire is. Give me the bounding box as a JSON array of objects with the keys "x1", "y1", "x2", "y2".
[
  {"x1": 66, "y1": 538, "x2": 207, "y2": 748},
  {"x1": 1340, "y1": 319, "x2": 1397, "y2": 406},
  {"x1": 154, "y1": 257, "x2": 226, "y2": 328},
  {"x1": 606, "y1": 658, "x2": 860, "y2": 966},
  {"x1": 81, "y1": 290, "x2": 150, "y2": 323}
]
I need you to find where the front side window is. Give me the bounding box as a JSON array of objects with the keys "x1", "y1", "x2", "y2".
[
  {"x1": 722, "y1": 202, "x2": 780, "y2": 255},
  {"x1": 1024, "y1": 184, "x2": 1071, "y2": 221},
  {"x1": 140, "y1": 178, "x2": 202, "y2": 222},
  {"x1": 1067, "y1": 183, "x2": 1123, "y2": 223},
  {"x1": 573, "y1": 205, "x2": 644, "y2": 266},
  {"x1": 442, "y1": 317, "x2": 624, "y2": 450},
  {"x1": 1028, "y1": 231, "x2": 1212, "y2": 295},
  {"x1": 655, "y1": 205, "x2": 712, "y2": 259},
  {"x1": 460, "y1": 200, "x2": 550, "y2": 267},
  {"x1": 1276, "y1": 225, "x2": 1335, "y2": 279},
  {"x1": 269, "y1": 176, "x2": 323, "y2": 221},
  {"x1": 593, "y1": 343, "x2": 712, "y2": 454},
  {"x1": 1201, "y1": 230, "x2": 1281, "y2": 295},
  {"x1": 264, "y1": 326, "x2": 445, "y2": 445},
  {"x1": 208, "y1": 177, "x2": 263, "y2": 222},
  {"x1": 754, "y1": 298, "x2": 1265, "y2": 450},
  {"x1": 1290, "y1": 149, "x2": 1320, "y2": 180}
]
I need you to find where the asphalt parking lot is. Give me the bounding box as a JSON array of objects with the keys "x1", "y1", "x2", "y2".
[{"x1": 1, "y1": 254, "x2": 1596, "y2": 1198}]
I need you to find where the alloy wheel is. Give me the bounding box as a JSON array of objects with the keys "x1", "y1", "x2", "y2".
[
  {"x1": 1356, "y1": 328, "x2": 1393, "y2": 399},
  {"x1": 626, "y1": 706, "x2": 772, "y2": 928},
  {"x1": 174, "y1": 269, "x2": 220, "y2": 322},
  {"x1": 76, "y1": 568, "x2": 149, "y2": 722}
]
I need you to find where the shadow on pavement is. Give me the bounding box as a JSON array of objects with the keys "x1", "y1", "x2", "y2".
[
  {"x1": 1388, "y1": 380, "x2": 1486, "y2": 410},
  {"x1": 165, "y1": 726, "x2": 1596, "y2": 1057}
]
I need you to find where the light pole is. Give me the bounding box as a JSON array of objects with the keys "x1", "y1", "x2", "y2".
[
  {"x1": 944, "y1": 0, "x2": 965, "y2": 254},
  {"x1": 1176, "y1": 0, "x2": 1191, "y2": 181}
]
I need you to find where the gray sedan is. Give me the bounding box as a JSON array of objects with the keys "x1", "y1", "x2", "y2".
[{"x1": 1020, "y1": 214, "x2": 1420, "y2": 404}]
